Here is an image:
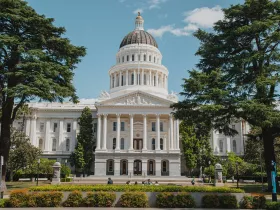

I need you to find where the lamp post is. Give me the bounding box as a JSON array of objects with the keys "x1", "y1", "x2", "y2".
[
  {"x1": 236, "y1": 162, "x2": 239, "y2": 188},
  {"x1": 64, "y1": 159, "x2": 68, "y2": 178},
  {"x1": 36, "y1": 159, "x2": 40, "y2": 186},
  {"x1": 256, "y1": 136, "x2": 264, "y2": 191}
]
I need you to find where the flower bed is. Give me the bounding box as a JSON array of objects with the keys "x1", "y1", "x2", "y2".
[{"x1": 30, "y1": 184, "x2": 244, "y2": 193}]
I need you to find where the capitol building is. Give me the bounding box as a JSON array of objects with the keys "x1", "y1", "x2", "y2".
[{"x1": 14, "y1": 14, "x2": 249, "y2": 177}]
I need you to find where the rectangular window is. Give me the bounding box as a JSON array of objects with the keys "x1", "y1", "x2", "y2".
[
  {"x1": 93, "y1": 123, "x2": 97, "y2": 132},
  {"x1": 53, "y1": 123, "x2": 58, "y2": 132},
  {"x1": 66, "y1": 138, "x2": 70, "y2": 151},
  {"x1": 113, "y1": 122, "x2": 117, "y2": 131},
  {"x1": 52, "y1": 139, "x2": 56, "y2": 151},
  {"x1": 67, "y1": 123, "x2": 71, "y2": 132},
  {"x1": 121, "y1": 138, "x2": 124, "y2": 150},
  {"x1": 121, "y1": 122, "x2": 125, "y2": 131},
  {"x1": 219, "y1": 140, "x2": 223, "y2": 152},
  {"x1": 40, "y1": 123, "x2": 44, "y2": 132},
  {"x1": 108, "y1": 161, "x2": 113, "y2": 172},
  {"x1": 160, "y1": 122, "x2": 163, "y2": 132},
  {"x1": 152, "y1": 122, "x2": 156, "y2": 131}
]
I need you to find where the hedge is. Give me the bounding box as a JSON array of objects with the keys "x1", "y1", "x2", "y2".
[
  {"x1": 84, "y1": 192, "x2": 116, "y2": 207},
  {"x1": 156, "y1": 192, "x2": 196, "y2": 208},
  {"x1": 30, "y1": 184, "x2": 244, "y2": 193},
  {"x1": 202, "y1": 194, "x2": 220, "y2": 208},
  {"x1": 0, "y1": 199, "x2": 9, "y2": 208},
  {"x1": 119, "y1": 192, "x2": 149, "y2": 208},
  {"x1": 266, "y1": 201, "x2": 280, "y2": 210},
  {"x1": 219, "y1": 194, "x2": 238, "y2": 209},
  {"x1": 61, "y1": 178, "x2": 73, "y2": 182},
  {"x1": 63, "y1": 191, "x2": 83, "y2": 207}
]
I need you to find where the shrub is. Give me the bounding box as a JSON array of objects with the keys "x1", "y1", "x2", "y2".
[
  {"x1": 30, "y1": 184, "x2": 244, "y2": 193},
  {"x1": 156, "y1": 192, "x2": 177, "y2": 208},
  {"x1": 266, "y1": 201, "x2": 280, "y2": 210},
  {"x1": 176, "y1": 192, "x2": 196, "y2": 208},
  {"x1": 84, "y1": 192, "x2": 96, "y2": 207},
  {"x1": 61, "y1": 178, "x2": 73, "y2": 182},
  {"x1": 63, "y1": 191, "x2": 83, "y2": 207},
  {"x1": 31, "y1": 191, "x2": 63, "y2": 207},
  {"x1": 119, "y1": 192, "x2": 149, "y2": 208},
  {"x1": 239, "y1": 196, "x2": 253, "y2": 209},
  {"x1": 0, "y1": 199, "x2": 9, "y2": 208},
  {"x1": 202, "y1": 194, "x2": 219, "y2": 208},
  {"x1": 219, "y1": 194, "x2": 238, "y2": 209},
  {"x1": 9, "y1": 189, "x2": 29, "y2": 207},
  {"x1": 84, "y1": 192, "x2": 116, "y2": 207},
  {"x1": 252, "y1": 195, "x2": 266, "y2": 209}
]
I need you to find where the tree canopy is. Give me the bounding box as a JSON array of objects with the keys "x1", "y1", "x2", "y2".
[{"x1": 172, "y1": 0, "x2": 280, "y2": 187}]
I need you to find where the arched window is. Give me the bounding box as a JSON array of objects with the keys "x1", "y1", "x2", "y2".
[
  {"x1": 132, "y1": 54, "x2": 135, "y2": 61},
  {"x1": 131, "y1": 73, "x2": 134, "y2": 85},
  {"x1": 121, "y1": 138, "x2": 125, "y2": 150},
  {"x1": 127, "y1": 55, "x2": 129, "y2": 61},
  {"x1": 162, "y1": 161, "x2": 167, "y2": 172},
  {"x1": 113, "y1": 138, "x2": 116, "y2": 150},
  {"x1": 39, "y1": 138, "x2": 43, "y2": 150},
  {"x1": 152, "y1": 138, "x2": 155, "y2": 150},
  {"x1": 219, "y1": 140, "x2": 223, "y2": 152},
  {"x1": 160, "y1": 138, "x2": 163, "y2": 150},
  {"x1": 233, "y1": 140, "x2": 237, "y2": 153},
  {"x1": 66, "y1": 138, "x2": 70, "y2": 151},
  {"x1": 144, "y1": 74, "x2": 147, "y2": 85},
  {"x1": 149, "y1": 55, "x2": 151, "y2": 61},
  {"x1": 144, "y1": 54, "x2": 146, "y2": 61},
  {"x1": 52, "y1": 139, "x2": 56, "y2": 151}
]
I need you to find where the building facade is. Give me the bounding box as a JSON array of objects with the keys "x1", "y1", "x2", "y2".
[{"x1": 12, "y1": 14, "x2": 249, "y2": 176}]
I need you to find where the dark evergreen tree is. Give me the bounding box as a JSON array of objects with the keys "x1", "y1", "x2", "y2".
[
  {"x1": 0, "y1": 0, "x2": 86, "y2": 186},
  {"x1": 172, "y1": 0, "x2": 280, "y2": 188}
]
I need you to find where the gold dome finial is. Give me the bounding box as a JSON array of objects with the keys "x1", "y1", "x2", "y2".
[{"x1": 138, "y1": 11, "x2": 141, "y2": 16}]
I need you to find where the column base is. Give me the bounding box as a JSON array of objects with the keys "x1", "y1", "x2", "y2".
[
  {"x1": 142, "y1": 149, "x2": 147, "y2": 152},
  {"x1": 128, "y1": 148, "x2": 134, "y2": 152},
  {"x1": 114, "y1": 149, "x2": 120, "y2": 152}
]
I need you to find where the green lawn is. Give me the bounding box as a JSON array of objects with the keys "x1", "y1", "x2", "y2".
[{"x1": 5, "y1": 181, "x2": 50, "y2": 194}]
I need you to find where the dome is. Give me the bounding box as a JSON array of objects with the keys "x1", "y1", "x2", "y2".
[{"x1": 120, "y1": 30, "x2": 158, "y2": 49}]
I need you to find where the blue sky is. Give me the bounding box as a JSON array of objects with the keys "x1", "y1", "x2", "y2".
[{"x1": 25, "y1": 0, "x2": 244, "y2": 100}]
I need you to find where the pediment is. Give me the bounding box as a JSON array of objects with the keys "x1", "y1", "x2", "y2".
[{"x1": 97, "y1": 91, "x2": 173, "y2": 107}]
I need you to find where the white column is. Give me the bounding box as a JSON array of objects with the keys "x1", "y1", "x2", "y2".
[
  {"x1": 96, "y1": 114, "x2": 101, "y2": 150},
  {"x1": 173, "y1": 119, "x2": 177, "y2": 150},
  {"x1": 102, "y1": 114, "x2": 107, "y2": 150},
  {"x1": 31, "y1": 116, "x2": 37, "y2": 146},
  {"x1": 119, "y1": 71, "x2": 122, "y2": 86},
  {"x1": 141, "y1": 69, "x2": 144, "y2": 85},
  {"x1": 25, "y1": 118, "x2": 31, "y2": 137},
  {"x1": 164, "y1": 136, "x2": 167, "y2": 150},
  {"x1": 129, "y1": 114, "x2": 134, "y2": 150},
  {"x1": 128, "y1": 159, "x2": 134, "y2": 177},
  {"x1": 114, "y1": 158, "x2": 120, "y2": 176},
  {"x1": 45, "y1": 120, "x2": 50, "y2": 152},
  {"x1": 166, "y1": 75, "x2": 168, "y2": 89},
  {"x1": 133, "y1": 70, "x2": 136, "y2": 85},
  {"x1": 72, "y1": 120, "x2": 77, "y2": 151},
  {"x1": 143, "y1": 114, "x2": 147, "y2": 151},
  {"x1": 156, "y1": 71, "x2": 158, "y2": 87},
  {"x1": 142, "y1": 159, "x2": 147, "y2": 177},
  {"x1": 176, "y1": 119, "x2": 180, "y2": 150},
  {"x1": 156, "y1": 114, "x2": 160, "y2": 151},
  {"x1": 114, "y1": 73, "x2": 117, "y2": 87},
  {"x1": 169, "y1": 115, "x2": 174, "y2": 150},
  {"x1": 126, "y1": 70, "x2": 128, "y2": 86},
  {"x1": 155, "y1": 160, "x2": 161, "y2": 176},
  {"x1": 58, "y1": 120, "x2": 64, "y2": 151},
  {"x1": 137, "y1": 69, "x2": 140, "y2": 85},
  {"x1": 161, "y1": 73, "x2": 164, "y2": 88},
  {"x1": 110, "y1": 74, "x2": 112, "y2": 88},
  {"x1": 149, "y1": 70, "x2": 152, "y2": 86},
  {"x1": 116, "y1": 114, "x2": 121, "y2": 151}
]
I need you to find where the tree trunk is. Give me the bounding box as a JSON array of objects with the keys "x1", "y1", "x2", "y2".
[
  {"x1": 0, "y1": 97, "x2": 14, "y2": 192},
  {"x1": 262, "y1": 127, "x2": 277, "y2": 191}
]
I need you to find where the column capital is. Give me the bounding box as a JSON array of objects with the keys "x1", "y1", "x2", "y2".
[
  {"x1": 116, "y1": 113, "x2": 121, "y2": 118},
  {"x1": 142, "y1": 114, "x2": 147, "y2": 117},
  {"x1": 169, "y1": 113, "x2": 174, "y2": 118},
  {"x1": 103, "y1": 114, "x2": 108, "y2": 117},
  {"x1": 129, "y1": 114, "x2": 134, "y2": 118},
  {"x1": 156, "y1": 113, "x2": 161, "y2": 117}
]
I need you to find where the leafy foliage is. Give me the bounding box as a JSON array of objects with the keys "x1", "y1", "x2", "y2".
[
  {"x1": 156, "y1": 192, "x2": 196, "y2": 208},
  {"x1": 70, "y1": 142, "x2": 85, "y2": 171},
  {"x1": 63, "y1": 191, "x2": 83, "y2": 207},
  {"x1": 23, "y1": 158, "x2": 56, "y2": 176},
  {"x1": 202, "y1": 194, "x2": 219, "y2": 208},
  {"x1": 219, "y1": 194, "x2": 238, "y2": 209},
  {"x1": 84, "y1": 192, "x2": 116, "y2": 207},
  {"x1": 119, "y1": 192, "x2": 149, "y2": 208},
  {"x1": 266, "y1": 201, "x2": 280, "y2": 210},
  {"x1": 239, "y1": 196, "x2": 253, "y2": 209}
]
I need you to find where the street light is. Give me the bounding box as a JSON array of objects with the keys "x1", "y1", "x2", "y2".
[
  {"x1": 36, "y1": 159, "x2": 40, "y2": 186},
  {"x1": 256, "y1": 136, "x2": 264, "y2": 192}
]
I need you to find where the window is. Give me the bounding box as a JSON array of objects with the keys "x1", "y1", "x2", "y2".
[
  {"x1": 144, "y1": 54, "x2": 146, "y2": 61},
  {"x1": 131, "y1": 73, "x2": 134, "y2": 85},
  {"x1": 233, "y1": 140, "x2": 237, "y2": 153},
  {"x1": 39, "y1": 139, "x2": 43, "y2": 150},
  {"x1": 52, "y1": 139, "x2": 57, "y2": 151},
  {"x1": 121, "y1": 75, "x2": 124, "y2": 86},
  {"x1": 40, "y1": 123, "x2": 44, "y2": 132},
  {"x1": 152, "y1": 138, "x2": 155, "y2": 150},
  {"x1": 219, "y1": 140, "x2": 223, "y2": 152},
  {"x1": 132, "y1": 54, "x2": 134, "y2": 61},
  {"x1": 113, "y1": 122, "x2": 117, "y2": 131},
  {"x1": 53, "y1": 123, "x2": 58, "y2": 132},
  {"x1": 160, "y1": 122, "x2": 163, "y2": 132},
  {"x1": 93, "y1": 123, "x2": 97, "y2": 133},
  {"x1": 154, "y1": 76, "x2": 156, "y2": 86},
  {"x1": 121, "y1": 122, "x2": 125, "y2": 131},
  {"x1": 67, "y1": 123, "x2": 71, "y2": 132},
  {"x1": 112, "y1": 76, "x2": 115, "y2": 88},
  {"x1": 121, "y1": 138, "x2": 125, "y2": 150},
  {"x1": 232, "y1": 124, "x2": 235, "y2": 129},
  {"x1": 122, "y1": 56, "x2": 124, "y2": 62},
  {"x1": 149, "y1": 55, "x2": 151, "y2": 61},
  {"x1": 66, "y1": 138, "x2": 70, "y2": 151},
  {"x1": 160, "y1": 138, "x2": 163, "y2": 150},
  {"x1": 113, "y1": 138, "x2": 116, "y2": 149},
  {"x1": 162, "y1": 161, "x2": 167, "y2": 172},
  {"x1": 152, "y1": 122, "x2": 156, "y2": 131},
  {"x1": 108, "y1": 160, "x2": 113, "y2": 172},
  {"x1": 127, "y1": 55, "x2": 129, "y2": 61}
]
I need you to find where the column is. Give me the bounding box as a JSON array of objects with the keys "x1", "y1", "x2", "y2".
[
  {"x1": 25, "y1": 118, "x2": 31, "y2": 137},
  {"x1": 156, "y1": 114, "x2": 160, "y2": 151},
  {"x1": 164, "y1": 136, "x2": 167, "y2": 150},
  {"x1": 116, "y1": 114, "x2": 121, "y2": 151},
  {"x1": 173, "y1": 119, "x2": 177, "y2": 150},
  {"x1": 137, "y1": 69, "x2": 140, "y2": 85},
  {"x1": 129, "y1": 114, "x2": 134, "y2": 150},
  {"x1": 31, "y1": 116, "x2": 37, "y2": 146},
  {"x1": 133, "y1": 70, "x2": 136, "y2": 85},
  {"x1": 119, "y1": 71, "x2": 122, "y2": 86},
  {"x1": 149, "y1": 70, "x2": 152, "y2": 86},
  {"x1": 156, "y1": 71, "x2": 158, "y2": 87},
  {"x1": 169, "y1": 115, "x2": 174, "y2": 150},
  {"x1": 128, "y1": 159, "x2": 134, "y2": 177},
  {"x1": 165, "y1": 75, "x2": 168, "y2": 89},
  {"x1": 72, "y1": 120, "x2": 77, "y2": 151},
  {"x1": 45, "y1": 120, "x2": 50, "y2": 152},
  {"x1": 58, "y1": 120, "x2": 64, "y2": 151},
  {"x1": 142, "y1": 159, "x2": 147, "y2": 177},
  {"x1": 114, "y1": 158, "x2": 120, "y2": 176},
  {"x1": 102, "y1": 114, "x2": 107, "y2": 150},
  {"x1": 142, "y1": 114, "x2": 147, "y2": 151},
  {"x1": 96, "y1": 114, "x2": 101, "y2": 150},
  {"x1": 161, "y1": 73, "x2": 164, "y2": 88},
  {"x1": 94, "y1": 159, "x2": 106, "y2": 176},
  {"x1": 141, "y1": 69, "x2": 144, "y2": 85},
  {"x1": 110, "y1": 74, "x2": 112, "y2": 88},
  {"x1": 126, "y1": 70, "x2": 128, "y2": 86},
  {"x1": 176, "y1": 119, "x2": 180, "y2": 150},
  {"x1": 155, "y1": 160, "x2": 161, "y2": 176},
  {"x1": 114, "y1": 73, "x2": 117, "y2": 87}
]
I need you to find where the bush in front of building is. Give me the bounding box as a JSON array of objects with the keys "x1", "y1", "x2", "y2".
[
  {"x1": 156, "y1": 192, "x2": 177, "y2": 208},
  {"x1": 176, "y1": 192, "x2": 196, "y2": 208},
  {"x1": 239, "y1": 196, "x2": 253, "y2": 209},
  {"x1": 61, "y1": 177, "x2": 73, "y2": 182},
  {"x1": 83, "y1": 192, "x2": 116, "y2": 207},
  {"x1": 119, "y1": 192, "x2": 149, "y2": 208},
  {"x1": 266, "y1": 201, "x2": 280, "y2": 210},
  {"x1": 0, "y1": 199, "x2": 10, "y2": 208},
  {"x1": 219, "y1": 194, "x2": 238, "y2": 209},
  {"x1": 252, "y1": 195, "x2": 266, "y2": 209},
  {"x1": 62, "y1": 191, "x2": 83, "y2": 207},
  {"x1": 202, "y1": 194, "x2": 220, "y2": 208},
  {"x1": 9, "y1": 189, "x2": 29, "y2": 207}
]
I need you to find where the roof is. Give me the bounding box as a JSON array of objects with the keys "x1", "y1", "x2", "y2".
[{"x1": 120, "y1": 30, "x2": 158, "y2": 49}]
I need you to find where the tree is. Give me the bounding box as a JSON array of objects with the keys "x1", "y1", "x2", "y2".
[
  {"x1": 0, "y1": 0, "x2": 86, "y2": 187},
  {"x1": 70, "y1": 107, "x2": 94, "y2": 175},
  {"x1": 172, "y1": 0, "x2": 280, "y2": 188},
  {"x1": 23, "y1": 158, "x2": 56, "y2": 176},
  {"x1": 7, "y1": 129, "x2": 41, "y2": 180},
  {"x1": 70, "y1": 142, "x2": 85, "y2": 173},
  {"x1": 180, "y1": 121, "x2": 214, "y2": 175}
]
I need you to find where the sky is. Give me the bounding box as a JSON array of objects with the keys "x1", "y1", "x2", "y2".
[{"x1": 25, "y1": 0, "x2": 244, "y2": 101}]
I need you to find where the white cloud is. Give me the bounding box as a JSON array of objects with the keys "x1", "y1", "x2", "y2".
[
  {"x1": 147, "y1": 25, "x2": 173, "y2": 38},
  {"x1": 184, "y1": 5, "x2": 224, "y2": 28},
  {"x1": 119, "y1": 0, "x2": 126, "y2": 3},
  {"x1": 133, "y1": 8, "x2": 144, "y2": 15},
  {"x1": 148, "y1": 0, "x2": 167, "y2": 9}
]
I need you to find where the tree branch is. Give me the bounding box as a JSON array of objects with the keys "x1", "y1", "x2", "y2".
[{"x1": 11, "y1": 96, "x2": 26, "y2": 123}]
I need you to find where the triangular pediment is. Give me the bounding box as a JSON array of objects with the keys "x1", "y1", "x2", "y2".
[{"x1": 96, "y1": 91, "x2": 174, "y2": 107}]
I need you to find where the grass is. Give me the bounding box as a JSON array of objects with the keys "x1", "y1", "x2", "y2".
[{"x1": 5, "y1": 181, "x2": 50, "y2": 194}]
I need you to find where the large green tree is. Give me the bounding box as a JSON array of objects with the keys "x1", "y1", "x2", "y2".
[
  {"x1": 70, "y1": 107, "x2": 94, "y2": 175},
  {"x1": 0, "y1": 0, "x2": 86, "y2": 186},
  {"x1": 172, "y1": 0, "x2": 280, "y2": 188}
]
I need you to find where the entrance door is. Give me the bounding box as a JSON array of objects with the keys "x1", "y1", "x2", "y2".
[
  {"x1": 134, "y1": 160, "x2": 142, "y2": 175},
  {"x1": 121, "y1": 161, "x2": 127, "y2": 175},
  {"x1": 133, "y1": 139, "x2": 143, "y2": 150},
  {"x1": 148, "y1": 160, "x2": 154, "y2": 175}
]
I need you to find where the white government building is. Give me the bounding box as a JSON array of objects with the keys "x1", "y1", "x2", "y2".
[{"x1": 13, "y1": 14, "x2": 249, "y2": 177}]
